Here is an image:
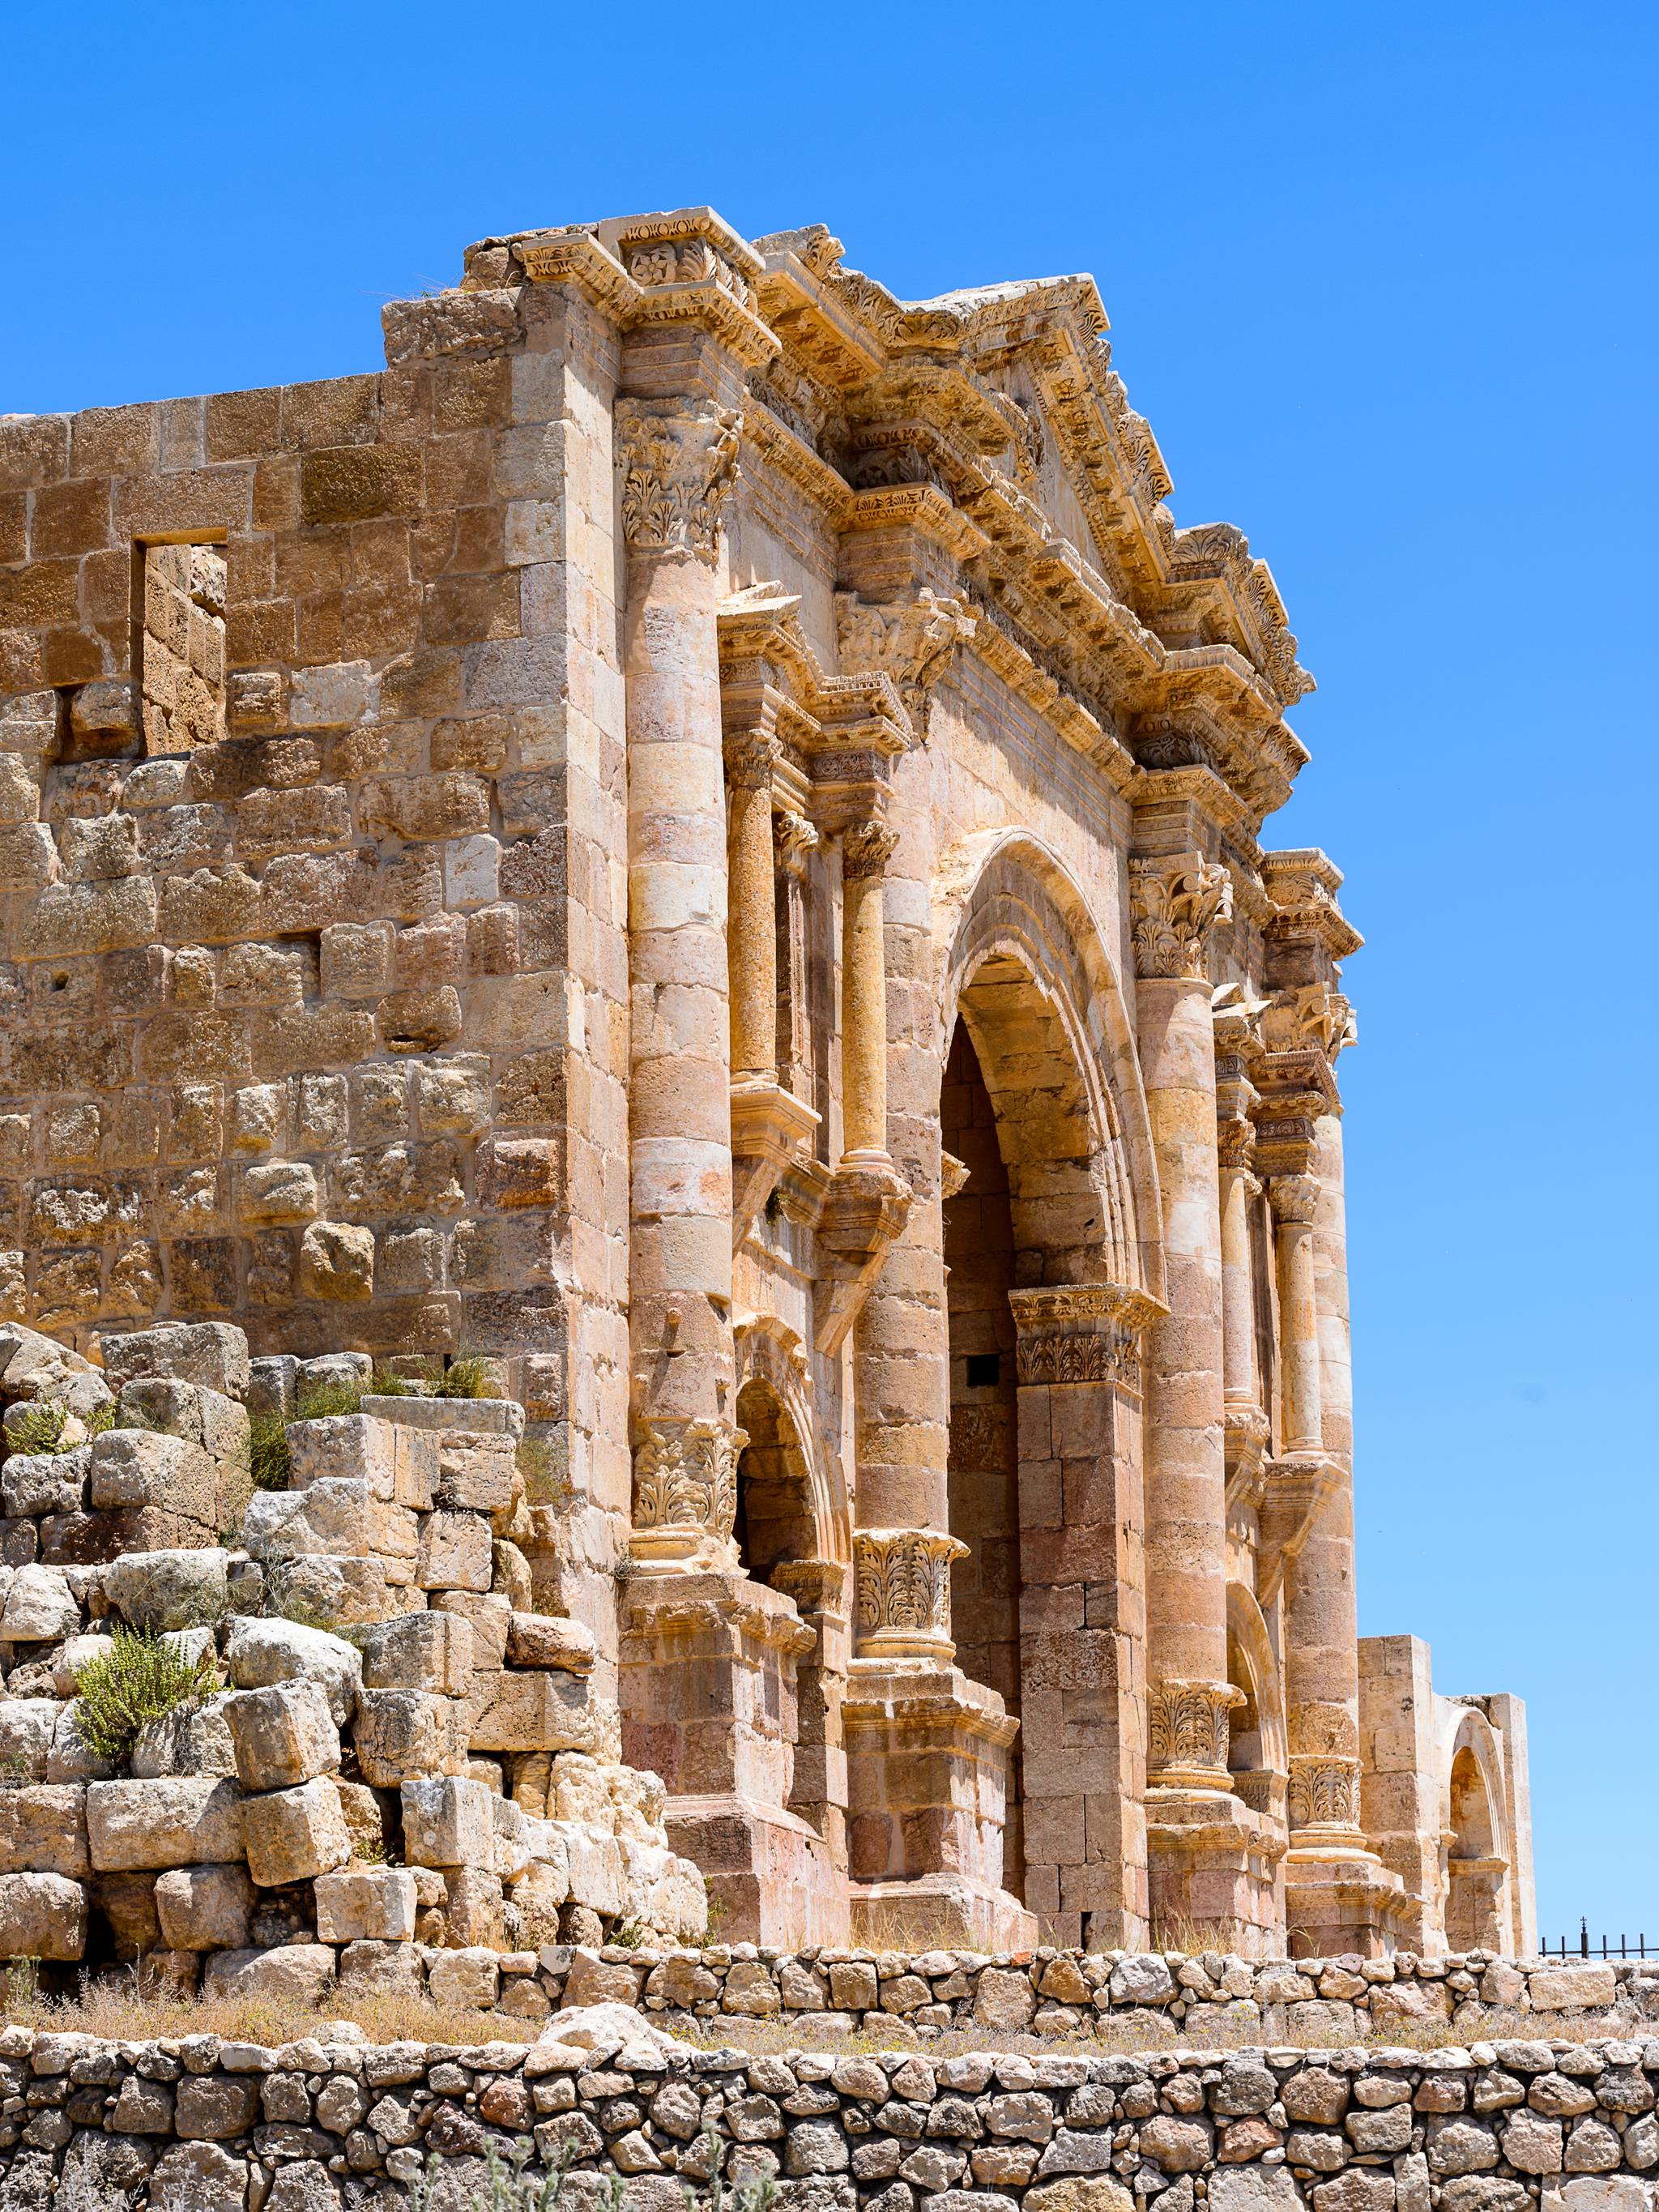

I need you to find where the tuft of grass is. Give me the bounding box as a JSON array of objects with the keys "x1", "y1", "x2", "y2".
[
  {"x1": 247, "y1": 1407, "x2": 292, "y2": 1492},
  {"x1": 70, "y1": 1625, "x2": 215, "y2": 1767},
  {"x1": 83, "y1": 1401, "x2": 117, "y2": 1439},
  {"x1": 434, "y1": 1354, "x2": 492, "y2": 1399},
  {"x1": 518, "y1": 1436, "x2": 570, "y2": 1509},
  {"x1": 0, "y1": 1971, "x2": 544, "y2": 2049}
]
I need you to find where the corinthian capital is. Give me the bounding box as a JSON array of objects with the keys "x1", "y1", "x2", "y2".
[
  {"x1": 842, "y1": 818, "x2": 900, "y2": 881},
  {"x1": 1128, "y1": 853, "x2": 1233, "y2": 980},
  {"x1": 852, "y1": 1527, "x2": 966, "y2": 1656},
  {"x1": 616, "y1": 399, "x2": 741, "y2": 566},
  {"x1": 629, "y1": 1415, "x2": 746, "y2": 1564},
  {"x1": 835, "y1": 588, "x2": 975, "y2": 733},
  {"x1": 1266, "y1": 1172, "x2": 1320, "y2": 1227}
]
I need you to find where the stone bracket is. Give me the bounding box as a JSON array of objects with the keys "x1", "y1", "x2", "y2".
[
  {"x1": 811, "y1": 1160, "x2": 911, "y2": 1354},
  {"x1": 1256, "y1": 1452, "x2": 1342, "y2": 1602},
  {"x1": 730, "y1": 1079, "x2": 821, "y2": 1250}
]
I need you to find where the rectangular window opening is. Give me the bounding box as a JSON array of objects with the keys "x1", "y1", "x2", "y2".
[{"x1": 966, "y1": 1351, "x2": 1001, "y2": 1390}]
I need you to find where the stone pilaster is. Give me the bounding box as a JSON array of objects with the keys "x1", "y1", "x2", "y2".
[
  {"x1": 1009, "y1": 1282, "x2": 1158, "y2": 1946},
  {"x1": 725, "y1": 731, "x2": 781, "y2": 1087},
  {"x1": 1267, "y1": 1170, "x2": 1324, "y2": 1457},
  {"x1": 839, "y1": 818, "x2": 900, "y2": 1168}
]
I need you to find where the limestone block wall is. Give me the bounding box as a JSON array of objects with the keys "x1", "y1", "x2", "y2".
[{"x1": 4, "y1": 2024, "x2": 1659, "y2": 2212}]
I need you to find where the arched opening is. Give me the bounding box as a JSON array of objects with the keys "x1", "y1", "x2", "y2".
[
  {"x1": 1226, "y1": 1583, "x2": 1287, "y2": 1824},
  {"x1": 734, "y1": 1376, "x2": 816, "y2": 1592},
  {"x1": 943, "y1": 1020, "x2": 1024, "y2": 1898},
  {"x1": 1445, "y1": 1734, "x2": 1506, "y2": 1950}
]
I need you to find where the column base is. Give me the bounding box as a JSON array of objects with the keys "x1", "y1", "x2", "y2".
[
  {"x1": 851, "y1": 1872, "x2": 1038, "y2": 1951},
  {"x1": 1147, "y1": 1787, "x2": 1286, "y2": 1959},
  {"x1": 667, "y1": 1791, "x2": 848, "y2": 1948},
  {"x1": 1284, "y1": 1837, "x2": 1410, "y2": 1959}
]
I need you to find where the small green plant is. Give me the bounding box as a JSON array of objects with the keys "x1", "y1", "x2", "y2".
[
  {"x1": 434, "y1": 1354, "x2": 493, "y2": 1399},
  {"x1": 6, "y1": 1402, "x2": 69, "y2": 1455},
  {"x1": 518, "y1": 1436, "x2": 571, "y2": 1510},
  {"x1": 83, "y1": 1401, "x2": 117, "y2": 1440},
  {"x1": 411, "y1": 2135, "x2": 588, "y2": 2212},
  {"x1": 71, "y1": 1627, "x2": 215, "y2": 1767},
  {"x1": 0, "y1": 1754, "x2": 29, "y2": 1791},
  {"x1": 685, "y1": 2138, "x2": 776, "y2": 2212},
  {"x1": 610, "y1": 1919, "x2": 646, "y2": 1951},
  {"x1": 352, "y1": 1835, "x2": 391, "y2": 1868},
  {"x1": 246, "y1": 1407, "x2": 292, "y2": 1492},
  {"x1": 2, "y1": 1958, "x2": 41, "y2": 2014}
]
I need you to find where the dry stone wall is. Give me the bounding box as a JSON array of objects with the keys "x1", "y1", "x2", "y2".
[{"x1": 5, "y1": 2024, "x2": 1659, "y2": 2212}]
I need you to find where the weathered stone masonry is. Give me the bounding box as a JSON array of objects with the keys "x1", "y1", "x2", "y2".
[{"x1": 0, "y1": 203, "x2": 1533, "y2": 1958}]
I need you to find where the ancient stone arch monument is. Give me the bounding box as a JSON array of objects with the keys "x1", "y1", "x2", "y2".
[{"x1": 0, "y1": 204, "x2": 1533, "y2": 1962}]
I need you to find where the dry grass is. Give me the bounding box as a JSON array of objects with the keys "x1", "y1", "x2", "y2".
[{"x1": 0, "y1": 1965, "x2": 542, "y2": 2049}]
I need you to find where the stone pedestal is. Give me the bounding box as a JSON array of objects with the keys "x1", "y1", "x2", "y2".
[{"x1": 619, "y1": 1568, "x2": 842, "y2": 1944}]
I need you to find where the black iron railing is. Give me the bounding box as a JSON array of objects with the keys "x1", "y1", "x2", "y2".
[{"x1": 1538, "y1": 1919, "x2": 1658, "y2": 1959}]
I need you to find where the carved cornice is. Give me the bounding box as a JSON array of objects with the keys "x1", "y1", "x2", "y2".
[
  {"x1": 1128, "y1": 853, "x2": 1233, "y2": 980},
  {"x1": 834, "y1": 589, "x2": 976, "y2": 740},
  {"x1": 852, "y1": 1527, "x2": 967, "y2": 1657},
  {"x1": 1261, "y1": 984, "x2": 1356, "y2": 1065},
  {"x1": 629, "y1": 1416, "x2": 746, "y2": 1565},
  {"x1": 1262, "y1": 848, "x2": 1363, "y2": 963},
  {"x1": 1008, "y1": 1283, "x2": 1164, "y2": 1399},
  {"x1": 616, "y1": 399, "x2": 741, "y2": 566}
]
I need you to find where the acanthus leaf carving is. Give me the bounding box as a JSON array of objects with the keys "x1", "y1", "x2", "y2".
[
  {"x1": 841, "y1": 818, "x2": 899, "y2": 881},
  {"x1": 1288, "y1": 1753, "x2": 1362, "y2": 1831},
  {"x1": 616, "y1": 399, "x2": 741, "y2": 566},
  {"x1": 1148, "y1": 1676, "x2": 1243, "y2": 1779},
  {"x1": 852, "y1": 1527, "x2": 966, "y2": 1650},
  {"x1": 631, "y1": 1416, "x2": 746, "y2": 1557},
  {"x1": 835, "y1": 589, "x2": 976, "y2": 738},
  {"x1": 1128, "y1": 854, "x2": 1233, "y2": 980}
]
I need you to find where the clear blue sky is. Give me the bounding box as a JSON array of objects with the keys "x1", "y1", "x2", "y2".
[{"x1": 6, "y1": 2, "x2": 1655, "y2": 1944}]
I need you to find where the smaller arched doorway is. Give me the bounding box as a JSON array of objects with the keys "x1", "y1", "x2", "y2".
[
  {"x1": 1226, "y1": 1584, "x2": 1288, "y2": 1827},
  {"x1": 1444, "y1": 1715, "x2": 1509, "y2": 1950}
]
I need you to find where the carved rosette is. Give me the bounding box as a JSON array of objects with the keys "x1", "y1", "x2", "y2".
[
  {"x1": 615, "y1": 399, "x2": 741, "y2": 566},
  {"x1": 1008, "y1": 1284, "x2": 1162, "y2": 1401},
  {"x1": 1148, "y1": 1677, "x2": 1244, "y2": 1789},
  {"x1": 629, "y1": 1416, "x2": 747, "y2": 1564},
  {"x1": 841, "y1": 819, "x2": 900, "y2": 881},
  {"x1": 1266, "y1": 1172, "x2": 1321, "y2": 1228},
  {"x1": 1128, "y1": 854, "x2": 1234, "y2": 981},
  {"x1": 852, "y1": 1527, "x2": 968, "y2": 1658},
  {"x1": 1288, "y1": 1753, "x2": 1363, "y2": 1834}
]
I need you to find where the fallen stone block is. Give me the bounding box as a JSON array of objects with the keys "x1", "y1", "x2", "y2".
[
  {"x1": 0, "y1": 1869, "x2": 86, "y2": 1959},
  {"x1": 336, "y1": 1937, "x2": 424, "y2": 1998},
  {"x1": 361, "y1": 1608, "x2": 473, "y2": 1694},
  {"x1": 401, "y1": 1774, "x2": 496, "y2": 1868},
  {"x1": 492, "y1": 1791, "x2": 531, "y2": 1882},
  {"x1": 49, "y1": 1700, "x2": 116, "y2": 1783},
  {"x1": 2, "y1": 1444, "x2": 90, "y2": 1519},
  {"x1": 202, "y1": 1941, "x2": 335, "y2": 2006},
  {"x1": 507, "y1": 1610, "x2": 596, "y2": 1672},
  {"x1": 52, "y1": 1631, "x2": 114, "y2": 1697},
  {"x1": 287, "y1": 1413, "x2": 396, "y2": 1497},
  {"x1": 224, "y1": 1679, "x2": 341, "y2": 1791},
  {"x1": 427, "y1": 1944, "x2": 500, "y2": 2009},
  {"x1": 90, "y1": 1867, "x2": 162, "y2": 1961},
  {"x1": 435, "y1": 1434, "x2": 519, "y2": 1513},
  {"x1": 243, "y1": 1478, "x2": 418, "y2": 1570},
  {"x1": 365, "y1": 1393, "x2": 522, "y2": 1437},
  {"x1": 313, "y1": 1864, "x2": 417, "y2": 1942},
  {"x1": 241, "y1": 1774, "x2": 352, "y2": 1885},
  {"x1": 263, "y1": 1553, "x2": 394, "y2": 1628},
  {"x1": 89, "y1": 1428, "x2": 218, "y2": 1525},
  {"x1": 154, "y1": 1861, "x2": 254, "y2": 1952},
  {"x1": 86, "y1": 1776, "x2": 245, "y2": 1870},
  {"x1": 104, "y1": 1548, "x2": 231, "y2": 1633},
  {"x1": 442, "y1": 1863, "x2": 505, "y2": 1947},
  {"x1": 100, "y1": 1322, "x2": 251, "y2": 1401},
  {"x1": 224, "y1": 1613, "x2": 361, "y2": 1723},
  {"x1": 549, "y1": 1820, "x2": 626, "y2": 1917},
  {"x1": 131, "y1": 1690, "x2": 237, "y2": 1781},
  {"x1": 0, "y1": 1562, "x2": 80, "y2": 1642},
  {"x1": 115, "y1": 1377, "x2": 249, "y2": 1463},
  {"x1": 416, "y1": 1507, "x2": 493, "y2": 1591},
  {"x1": 0, "y1": 1696, "x2": 58, "y2": 1781},
  {"x1": 464, "y1": 1666, "x2": 596, "y2": 1753},
  {"x1": 0, "y1": 1782, "x2": 87, "y2": 1877},
  {"x1": 0, "y1": 1322, "x2": 99, "y2": 1395},
  {"x1": 432, "y1": 1589, "x2": 510, "y2": 1668}
]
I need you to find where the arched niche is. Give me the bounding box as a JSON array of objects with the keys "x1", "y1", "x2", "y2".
[
  {"x1": 1441, "y1": 1704, "x2": 1511, "y2": 1952},
  {"x1": 1226, "y1": 1581, "x2": 1288, "y2": 1824}
]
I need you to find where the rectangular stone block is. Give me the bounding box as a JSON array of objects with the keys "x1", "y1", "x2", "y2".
[
  {"x1": 434, "y1": 1434, "x2": 518, "y2": 1513},
  {"x1": 241, "y1": 1774, "x2": 352, "y2": 1885},
  {"x1": 506, "y1": 1611, "x2": 595, "y2": 1673},
  {"x1": 153, "y1": 1860, "x2": 254, "y2": 1952},
  {"x1": 416, "y1": 1507, "x2": 492, "y2": 1591},
  {"x1": 242, "y1": 1477, "x2": 418, "y2": 1565},
  {"x1": 0, "y1": 1782, "x2": 87, "y2": 1877},
  {"x1": 223, "y1": 1679, "x2": 341, "y2": 1791},
  {"x1": 313, "y1": 1864, "x2": 417, "y2": 1942},
  {"x1": 0, "y1": 1871, "x2": 87, "y2": 1960},
  {"x1": 361, "y1": 1609, "x2": 474, "y2": 1694},
  {"x1": 353, "y1": 1687, "x2": 463, "y2": 1787},
  {"x1": 400, "y1": 1774, "x2": 495, "y2": 1868},
  {"x1": 100, "y1": 1322, "x2": 250, "y2": 1400},
  {"x1": 463, "y1": 1666, "x2": 592, "y2": 1753},
  {"x1": 286, "y1": 1413, "x2": 397, "y2": 1497},
  {"x1": 86, "y1": 1776, "x2": 245, "y2": 1870},
  {"x1": 89, "y1": 1428, "x2": 216, "y2": 1520}
]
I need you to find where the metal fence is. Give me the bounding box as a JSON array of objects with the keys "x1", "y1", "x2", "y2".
[{"x1": 1538, "y1": 1919, "x2": 1658, "y2": 1959}]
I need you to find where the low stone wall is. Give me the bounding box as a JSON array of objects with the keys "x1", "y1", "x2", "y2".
[
  {"x1": 6, "y1": 2026, "x2": 1659, "y2": 2212},
  {"x1": 586, "y1": 1949, "x2": 1657, "y2": 2044}
]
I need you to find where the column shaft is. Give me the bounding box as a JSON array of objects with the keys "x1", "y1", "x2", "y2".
[
  {"x1": 726, "y1": 741, "x2": 778, "y2": 1087},
  {"x1": 1219, "y1": 1161, "x2": 1259, "y2": 1409},
  {"x1": 1271, "y1": 1176, "x2": 1322, "y2": 1456},
  {"x1": 840, "y1": 821, "x2": 897, "y2": 1166}
]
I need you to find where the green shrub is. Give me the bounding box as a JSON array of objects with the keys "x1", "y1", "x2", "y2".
[
  {"x1": 434, "y1": 1355, "x2": 493, "y2": 1399},
  {"x1": 71, "y1": 1627, "x2": 215, "y2": 1766},
  {"x1": 5, "y1": 1403, "x2": 69, "y2": 1455},
  {"x1": 518, "y1": 1437, "x2": 570, "y2": 1509}
]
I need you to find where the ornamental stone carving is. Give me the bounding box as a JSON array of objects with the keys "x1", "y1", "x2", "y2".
[
  {"x1": 1129, "y1": 853, "x2": 1234, "y2": 980},
  {"x1": 1289, "y1": 1752, "x2": 1363, "y2": 1831},
  {"x1": 1266, "y1": 1172, "x2": 1321, "y2": 1227},
  {"x1": 1261, "y1": 983, "x2": 1357, "y2": 1062},
  {"x1": 836, "y1": 588, "x2": 976, "y2": 731},
  {"x1": 853, "y1": 1527, "x2": 967, "y2": 1656},
  {"x1": 723, "y1": 732, "x2": 779, "y2": 792},
  {"x1": 841, "y1": 819, "x2": 900, "y2": 880},
  {"x1": 629, "y1": 1416, "x2": 747, "y2": 1563},
  {"x1": 1148, "y1": 1677, "x2": 1243, "y2": 1783},
  {"x1": 1008, "y1": 1284, "x2": 1162, "y2": 1398},
  {"x1": 615, "y1": 399, "x2": 741, "y2": 566},
  {"x1": 773, "y1": 810, "x2": 819, "y2": 869}
]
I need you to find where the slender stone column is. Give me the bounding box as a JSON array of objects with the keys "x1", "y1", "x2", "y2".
[
  {"x1": 1219, "y1": 1154, "x2": 1260, "y2": 1411},
  {"x1": 840, "y1": 819, "x2": 898, "y2": 1168},
  {"x1": 616, "y1": 395, "x2": 744, "y2": 1549},
  {"x1": 1269, "y1": 1172, "x2": 1323, "y2": 1456},
  {"x1": 725, "y1": 732, "x2": 779, "y2": 1087},
  {"x1": 1129, "y1": 852, "x2": 1237, "y2": 1792}
]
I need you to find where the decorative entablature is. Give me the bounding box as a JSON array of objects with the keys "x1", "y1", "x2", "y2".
[{"x1": 457, "y1": 205, "x2": 1317, "y2": 830}]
